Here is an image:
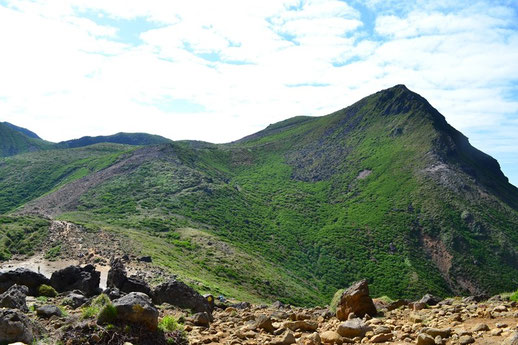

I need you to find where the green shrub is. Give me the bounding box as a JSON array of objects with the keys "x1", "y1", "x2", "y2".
[
  {"x1": 510, "y1": 290, "x2": 518, "y2": 302},
  {"x1": 38, "y1": 284, "x2": 57, "y2": 297},
  {"x1": 81, "y1": 306, "x2": 98, "y2": 319},
  {"x1": 97, "y1": 304, "x2": 117, "y2": 324},
  {"x1": 44, "y1": 244, "x2": 61, "y2": 260},
  {"x1": 159, "y1": 315, "x2": 183, "y2": 332},
  {"x1": 91, "y1": 293, "x2": 111, "y2": 308}
]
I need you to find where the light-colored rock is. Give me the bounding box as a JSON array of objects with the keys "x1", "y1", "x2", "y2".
[
  {"x1": 416, "y1": 333, "x2": 435, "y2": 345},
  {"x1": 337, "y1": 318, "x2": 371, "y2": 338},
  {"x1": 370, "y1": 332, "x2": 393, "y2": 343},
  {"x1": 320, "y1": 331, "x2": 343, "y2": 344}
]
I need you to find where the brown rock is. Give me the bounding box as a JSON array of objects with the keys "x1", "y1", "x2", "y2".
[
  {"x1": 270, "y1": 330, "x2": 296, "y2": 345},
  {"x1": 416, "y1": 333, "x2": 435, "y2": 345},
  {"x1": 320, "y1": 331, "x2": 343, "y2": 344},
  {"x1": 473, "y1": 323, "x2": 489, "y2": 332},
  {"x1": 459, "y1": 335, "x2": 475, "y2": 344},
  {"x1": 248, "y1": 314, "x2": 275, "y2": 333},
  {"x1": 299, "y1": 332, "x2": 321, "y2": 345},
  {"x1": 335, "y1": 280, "x2": 377, "y2": 320},
  {"x1": 336, "y1": 318, "x2": 371, "y2": 338},
  {"x1": 282, "y1": 320, "x2": 318, "y2": 332},
  {"x1": 421, "y1": 327, "x2": 451, "y2": 338},
  {"x1": 370, "y1": 333, "x2": 393, "y2": 343}
]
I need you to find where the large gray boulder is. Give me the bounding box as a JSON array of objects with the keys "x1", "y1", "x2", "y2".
[
  {"x1": 0, "y1": 309, "x2": 38, "y2": 344},
  {"x1": 113, "y1": 292, "x2": 158, "y2": 331},
  {"x1": 0, "y1": 284, "x2": 28, "y2": 312},
  {"x1": 0, "y1": 268, "x2": 50, "y2": 296},
  {"x1": 336, "y1": 280, "x2": 377, "y2": 320},
  {"x1": 152, "y1": 278, "x2": 211, "y2": 314},
  {"x1": 107, "y1": 258, "x2": 151, "y2": 295},
  {"x1": 337, "y1": 318, "x2": 372, "y2": 338},
  {"x1": 50, "y1": 264, "x2": 100, "y2": 297}
]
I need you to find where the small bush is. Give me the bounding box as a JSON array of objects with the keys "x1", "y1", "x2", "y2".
[
  {"x1": 510, "y1": 290, "x2": 518, "y2": 302},
  {"x1": 44, "y1": 244, "x2": 62, "y2": 260},
  {"x1": 81, "y1": 306, "x2": 99, "y2": 319},
  {"x1": 159, "y1": 315, "x2": 183, "y2": 332},
  {"x1": 38, "y1": 284, "x2": 57, "y2": 297},
  {"x1": 97, "y1": 303, "x2": 117, "y2": 324},
  {"x1": 91, "y1": 293, "x2": 111, "y2": 308}
]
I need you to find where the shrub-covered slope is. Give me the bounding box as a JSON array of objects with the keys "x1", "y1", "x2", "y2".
[
  {"x1": 0, "y1": 122, "x2": 53, "y2": 156},
  {"x1": 2, "y1": 85, "x2": 518, "y2": 306}
]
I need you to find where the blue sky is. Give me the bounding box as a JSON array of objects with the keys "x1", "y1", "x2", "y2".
[{"x1": 0, "y1": 0, "x2": 517, "y2": 186}]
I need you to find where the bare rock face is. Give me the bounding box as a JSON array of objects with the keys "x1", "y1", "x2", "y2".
[
  {"x1": 0, "y1": 284, "x2": 28, "y2": 312},
  {"x1": 0, "y1": 268, "x2": 50, "y2": 296},
  {"x1": 336, "y1": 280, "x2": 377, "y2": 320},
  {"x1": 50, "y1": 265, "x2": 100, "y2": 297},
  {"x1": 113, "y1": 292, "x2": 158, "y2": 331}
]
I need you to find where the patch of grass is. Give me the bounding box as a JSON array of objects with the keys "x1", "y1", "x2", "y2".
[
  {"x1": 44, "y1": 243, "x2": 62, "y2": 260},
  {"x1": 97, "y1": 303, "x2": 117, "y2": 324},
  {"x1": 159, "y1": 315, "x2": 183, "y2": 332},
  {"x1": 329, "y1": 289, "x2": 344, "y2": 312},
  {"x1": 81, "y1": 306, "x2": 99, "y2": 319},
  {"x1": 510, "y1": 290, "x2": 518, "y2": 302},
  {"x1": 38, "y1": 284, "x2": 57, "y2": 297}
]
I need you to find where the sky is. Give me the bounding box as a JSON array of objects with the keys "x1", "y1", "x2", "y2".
[{"x1": 0, "y1": 0, "x2": 517, "y2": 186}]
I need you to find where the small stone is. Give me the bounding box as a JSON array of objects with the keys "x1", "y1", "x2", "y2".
[
  {"x1": 320, "y1": 331, "x2": 343, "y2": 344},
  {"x1": 416, "y1": 333, "x2": 435, "y2": 345},
  {"x1": 458, "y1": 335, "x2": 475, "y2": 344},
  {"x1": 270, "y1": 330, "x2": 296, "y2": 345},
  {"x1": 370, "y1": 333, "x2": 393, "y2": 343},
  {"x1": 473, "y1": 323, "x2": 489, "y2": 332}
]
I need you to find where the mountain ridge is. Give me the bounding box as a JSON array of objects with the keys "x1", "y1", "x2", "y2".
[{"x1": 1, "y1": 85, "x2": 518, "y2": 306}]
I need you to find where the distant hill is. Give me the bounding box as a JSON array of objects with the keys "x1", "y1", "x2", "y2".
[
  {"x1": 2, "y1": 121, "x2": 41, "y2": 139},
  {"x1": 2, "y1": 85, "x2": 518, "y2": 306},
  {"x1": 0, "y1": 122, "x2": 52, "y2": 157},
  {"x1": 57, "y1": 132, "x2": 172, "y2": 149}
]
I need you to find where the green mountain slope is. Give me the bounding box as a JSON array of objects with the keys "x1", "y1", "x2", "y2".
[
  {"x1": 2, "y1": 85, "x2": 518, "y2": 306},
  {"x1": 57, "y1": 132, "x2": 172, "y2": 149},
  {"x1": 0, "y1": 122, "x2": 53, "y2": 156}
]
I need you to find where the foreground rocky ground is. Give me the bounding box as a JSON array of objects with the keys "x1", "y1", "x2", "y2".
[{"x1": 1, "y1": 259, "x2": 518, "y2": 345}]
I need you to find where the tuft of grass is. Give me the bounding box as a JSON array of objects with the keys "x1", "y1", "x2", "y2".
[
  {"x1": 91, "y1": 293, "x2": 111, "y2": 308},
  {"x1": 97, "y1": 304, "x2": 117, "y2": 325},
  {"x1": 81, "y1": 306, "x2": 99, "y2": 319},
  {"x1": 376, "y1": 295, "x2": 395, "y2": 304},
  {"x1": 159, "y1": 315, "x2": 183, "y2": 332},
  {"x1": 510, "y1": 290, "x2": 518, "y2": 302},
  {"x1": 38, "y1": 284, "x2": 57, "y2": 297}
]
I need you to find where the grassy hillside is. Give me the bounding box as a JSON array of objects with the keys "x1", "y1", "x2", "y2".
[
  {"x1": 0, "y1": 122, "x2": 53, "y2": 156},
  {"x1": 57, "y1": 132, "x2": 172, "y2": 149},
  {"x1": 2, "y1": 85, "x2": 518, "y2": 306}
]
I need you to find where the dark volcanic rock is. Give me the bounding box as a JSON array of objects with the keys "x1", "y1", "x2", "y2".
[
  {"x1": 0, "y1": 284, "x2": 28, "y2": 312},
  {"x1": 336, "y1": 280, "x2": 377, "y2": 320},
  {"x1": 113, "y1": 292, "x2": 158, "y2": 331},
  {"x1": 107, "y1": 258, "x2": 151, "y2": 295},
  {"x1": 419, "y1": 294, "x2": 442, "y2": 306},
  {"x1": 50, "y1": 265, "x2": 100, "y2": 297},
  {"x1": 62, "y1": 290, "x2": 88, "y2": 309},
  {"x1": 36, "y1": 305, "x2": 62, "y2": 318},
  {"x1": 152, "y1": 278, "x2": 211, "y2": 314},
  {"x1": 0, "y1": 268, "x2": 50, "y2": 296},
  {"x1": 0, "y1": 309, "x2": 38, "y2": 344}
]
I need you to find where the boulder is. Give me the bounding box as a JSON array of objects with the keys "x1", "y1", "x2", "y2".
[
  {"x1": 336, "y1": 280, "x2": 377, "y2": 320},
  {"x1": 138, "y1": 256, "x2": 152, "y2": 263},
  {"x1": 320, "y1": 331, "x2": 344, "y2": 344},
  {"x1": 247, "y1": 314, "x2": 275, "y2": 333},
  {"x1": 107, "y1": 259, "x2": 151, "y2": 295},
  {"x1": 282, "y1": 320, "x2": 318, "y2": 332},
  {"x1": 416, "y1": 333, "x2": 435, "y2": 345},
  {"x1": 113, "y1": 292, "x2": 158, "y2": 331},
  {"x1": 0, "y1": 284, "x2": 28, "y2": 312},
  {"x1": 386, "y1": 299, "x2": 409, "y2": 311},
  {"x1": 299, "y1": 332, "x2": 321, "y2": 345},
  {"x1": 421, "y1": 327, "x2": 451, "y2": 338},
  {"x1": 371, "y1": 333, "x2": 393, "y2": 343},
  {"x1": 336, "y1": 318, "x2": 372, "y2": 338},
  {"x1": 62, "y1": 291, "x2": 88, "y2": 309},
  {"x1": 0, "y1": 268, "x2": 50, "y2": 296},
  {"x1": 36, "y1": 305, "x2": 62, "y2": 318},
  {"x1": 50, "y1": 265, "x2": 100, "y2": 297},
  {"x1": 152, "y1": 278, "x2": 211, "y2": 314},
  {"x1": 419, "y1": 294, "x2": 442, "y2": 306},
  {"x1": 192, "y1": 312, "x2": 211, "y2": 327},
  {"x1": 0, "y1": 309, "x2": 38, "y2": 344}
]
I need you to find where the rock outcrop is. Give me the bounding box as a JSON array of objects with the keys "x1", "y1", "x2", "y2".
[
  {"x1": 0, "y1": 309, "x2": 38, "y2": 344},
  {"x1": 107, "y1": 258, "x2": 151, "y2": 295},
  {"x1": 50, "y1": 265, "x2": 100, "y2": 297},
  {"x1": 152, "y1": 278, "x2": 212, "y2": 314},
  {"x1": 113, "y1": 292, "x2": 159, "y2": 331},
  {"x1": 0, "y1": 268, "x2": 50, "y2": 296},
  {"x1": 0, "y1": 284, "x2": 28, "y2": 312},
  {"x1": 335, "y1": 280, "x2": 377, "y2": 320}
]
